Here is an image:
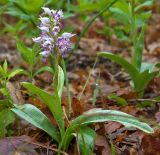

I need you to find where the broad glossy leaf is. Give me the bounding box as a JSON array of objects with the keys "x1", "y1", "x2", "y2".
[
  {"x1": 98, "y1": 52, "x2": 139, "y2": 81},
  {"x1": 12, "y1": 104, "x2": 60, "y2": 142},
  {"x1": 71, "y1": 109, "x2": 153, "y2": 133},
  {"x1": 21, "y1": 82, "x2": 65, "y2": 136},
  {"x1": 61, "y1": 109, "x2": 153, "y2": 150}
]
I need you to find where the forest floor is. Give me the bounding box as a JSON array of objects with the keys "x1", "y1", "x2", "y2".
[{"x1": 0, "y1": 7, "x2": 160, "y2": 155}]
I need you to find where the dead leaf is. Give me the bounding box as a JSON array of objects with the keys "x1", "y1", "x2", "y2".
[
  {"x1": 0, "y1": 135, "x2": 38, "y2": 155},
  {"x1": 105, "y1": 122, "x2": 122, "y2": 134},
  {"x1": 139, "y1": 129, "x2": 160, "y2": 155},
  {"x1": 6, "y1": 82, "x2": 24, "y2": 105},
  {"x1": 95, "y1": 134, "x2": 111, "y2": 155}
]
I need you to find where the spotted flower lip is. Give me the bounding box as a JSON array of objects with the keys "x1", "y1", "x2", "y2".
[
  {"x1": 33, "y1": 7, "x2": 75, "y2": 58},
  {"x1": 53, "y1": 10, "x2": 63, "y2": 21}
]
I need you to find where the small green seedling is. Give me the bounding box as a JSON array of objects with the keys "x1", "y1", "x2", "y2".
[{"x1": 0, "y1": 60, "x2": 24, "y2": 137}]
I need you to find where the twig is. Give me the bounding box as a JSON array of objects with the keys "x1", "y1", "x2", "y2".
[
  {"x1": 22, "y1": 139, "x2": 69, "y2": 155},
  {"x1": 78, "y1": 57, "x2": 98, "y2": 100},
  {"x1": 128, "y1": 98, "x2": 159, "y2": 103},
  {"x1": 62, "y1": 106, "x2": 71, "y2": 125}
]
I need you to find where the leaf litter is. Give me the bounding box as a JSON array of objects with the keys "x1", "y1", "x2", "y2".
[{"x1": 0, "y1": 3, "x2": 160, "y2": 155}]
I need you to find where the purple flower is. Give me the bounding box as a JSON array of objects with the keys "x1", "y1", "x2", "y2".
[
  {"x1": 38, "y1": 26, "x2": 49, "y2": 32},
  {"x1": 52, "y1": 26, "x2": 60, "y2": 36},
  {"x1": 52, "y1": 10, "x2": 63, "y2": 22},
  {"x1": 40, "y1": 51, "x2": 51, "y2": 57},
  {"x1": 42, "y1": 7, "x2": 52, "y2": 16},
  {"x1": 39, "y1": 17, "x2": 50, "y2": 25},
  {"x1": 33, "y1": 7, "x2": 75, "y2": 59},
  {"x1": 56, "y1": 36, "x2": 72, "y2": 57},
  {"x1": 61, "y1": 32, "x2": 75, "y2": 39}
]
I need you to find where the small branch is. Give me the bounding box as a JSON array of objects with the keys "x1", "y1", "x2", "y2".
[
  {"x1": 128, "y1": 98, "x2": 159, "y2": 103},
  {"x1": 22, "y1": 139, "x2": 69, "y2": 155}
]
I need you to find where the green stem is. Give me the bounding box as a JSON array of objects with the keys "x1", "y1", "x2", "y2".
[
  {"x1": 67, "y1": 0, "x2": 70, "y2": 13},
  {"x1": 62, "y1": 59, "x2": 72, "y2": 115},
  {"x1": 130, "y1": 0, "x2": 137, "y2": 68},
  {"x1": 78, "y1": 57, "x2": 98, "y2": 101}
]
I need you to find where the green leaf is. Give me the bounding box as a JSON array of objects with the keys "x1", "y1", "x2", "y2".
[
  {"x1": 21, "y1": 82, "x2": 65, "y2": 137},
  {"x1": 77, "y1": 127, "x2": 96, "y2": 155},
  {"x1": 3, "y1": 60, "x2": 8, "y2": 76},
  {"x1": 110, "y1": 7, "x2": 130, "y2": 24},
  {"x1": 132, "y1": 27, "x2": 145, "y2": 70},
  {"x1": 10, "y1": 0, "x2": 45, "y2": 13},
  {"x1": 33, "y1": 66, "x2": 53, "y2": 76},
  {"x1": 61, "y1": 109, "x2": 153, "y2": 150},
  {"x1": 0, "y1": 88, "x2": 9, "y2": 96},
  {"x1": 108, "y1": 93, "x2": 127, "y2": 106},
  {"x1": 57, "y1": 66, "x2": 64, "y2": 98},
  {"x1": 140, "y1": 62, "x2": 155, "y2": 73},
  {"x1": 98, "y1": 52, "x2": 139, "y2": 82},
  {"x1": 71, "y1": 109, "x2": 153, "y2": 133},
  {"x1": 0, "y1": 99, "x2": 11, "y2": 111},
  {"x1": 134, "y1": 70, "x2": 157, "y2": 92},
  {"x1": 0, "y1": 109, "x2": 15, "y2": 137},
  {"x1": 17, "y1": 41, "x2": 36, "y2": 66},
  {"x1": 12, "y1": 104, "x2": 60, "y2": 142},
  {"x1": 8, "y1": 69, "x2": 24, "y2": 80},
  {"x1": 6, "y1": 6, "x2": 31, "y2": 21},
  {"x1": 135, "y1": 1, "x2": 153, "y2": 12},
  {"x1": 0, "y1": 65, "x2": 4, "y2": 75}
]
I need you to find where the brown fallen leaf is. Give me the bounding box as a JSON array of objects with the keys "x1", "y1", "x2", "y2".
[
  {"x1": 139, "y1": 129, "x2": 160, "y2": 155},
  {"x1": 105, "y1": 122, "x2": 122, "y2": 134},
  {"x1": 0, "y1": 135, "x2": 38, "y2": 155},
  {"x1": 6, "y1": 82, "x2": 24, "y2": 105},
  {"x1": 95, "y1": 134, "x2": 112, "y2": 155}
]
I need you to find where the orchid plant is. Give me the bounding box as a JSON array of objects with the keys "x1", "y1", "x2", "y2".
[
  {"x1": 98, "y1": 0, "x2": 160, "y2": 97},
  {"x1": 12, "y1": 7, "x2": 154, "y2": 155}
]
